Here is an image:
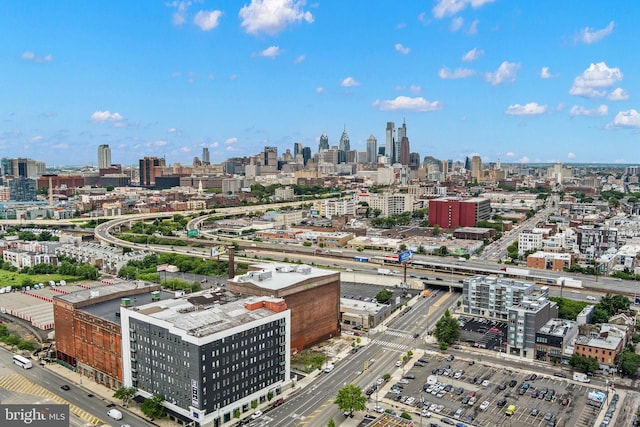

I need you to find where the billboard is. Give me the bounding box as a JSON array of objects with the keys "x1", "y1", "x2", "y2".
[
  {"x1": 399, "y1": 251, "x2": 412, "y2": 262},
  {"x1": 187, "y1": 229, "x2": 198, "y2": 237}
]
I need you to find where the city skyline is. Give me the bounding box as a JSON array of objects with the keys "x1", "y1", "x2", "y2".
[{"x1": 1, "y1": 1, "x2": 639, "y2": 167}]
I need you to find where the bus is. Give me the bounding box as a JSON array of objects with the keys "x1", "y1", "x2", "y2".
[{"x1": 13, "y1": 354, "x2": 32, "y2": 369}]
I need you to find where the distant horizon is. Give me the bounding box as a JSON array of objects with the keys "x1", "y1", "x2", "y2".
[
  {"x1": 2, "y1": 2, "x2": 639, "y2": 165},
  {"x1": 41, "y1": 159, "x2": 640, "y2": 171}
]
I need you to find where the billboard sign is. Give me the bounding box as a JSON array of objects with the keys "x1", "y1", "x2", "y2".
[
  {"x1": 399, "y1": 251, "x2": 412, "y2": 262},
  {"x1": 187, "y1": 229, "x2": 198, "y2": 237}
]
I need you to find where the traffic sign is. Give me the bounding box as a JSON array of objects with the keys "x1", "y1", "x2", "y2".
[{"x1": 399, "y1": 251, "x2": 412, "y2": 262}]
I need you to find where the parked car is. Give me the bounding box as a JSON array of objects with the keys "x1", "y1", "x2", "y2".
[
  {"x1": 479, "y1": 401, "x2": 490, "y2": 411},
  {"x1": 531, "y1": 408, "x2": 540, "y2": 416},
  {"x1": 251, "y1": 411, "x2": 263, "y2": 420},
  {"x1": 497, "y1": 399, "x2": 507, "y2": 407}
]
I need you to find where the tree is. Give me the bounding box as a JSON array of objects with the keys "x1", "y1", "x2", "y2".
[
  {"x1": 141, "y1": 394, "x2": 165, "y2": 419},
  {"x1": 113, "y1": 387, "x2": 137, "y2": 407},
  {"x1": 334, "y1": 384, "x2": 367, "y2": 414},
  {"x1": 618, "y1": 349, "x2": 640, "y2": 377},
  {"x1": 400, "y1": 412, "x2": 412, "y2": 420},
  {"x1": 375, "y1": 289, "x2": 393, "y2": 304},
  {"x1": 568, "y1": 354, "x2": 599, "y2": 373},
  {"x1": 433, "y1": 309, "x2": 460, "y2": 347},
  {"x1": 399, "y1": 244, "x2": 407, "y2": 252},
  {"x1": 416, "y1": 245, "x2": 426, "y2": 255},
  {"x1": 432, "y1": 225, "x2": 441, "y2": 236},
  {"x1": 328, "y1": 419, "x2": 336, "y2": 427}
]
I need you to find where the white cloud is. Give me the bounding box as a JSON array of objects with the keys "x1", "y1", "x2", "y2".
[
  {"x1": 167, "y1": 1, "x2": 192, "y2": 26},
  {"x1": 193, "y1": 10, "x2": 223, "y2": 31},
  {"x1": 168, "y1": 127, "x2": 177, "y2": 133},
  {"x1": 341, "y1": 77, "x2": 360, "y2": 87},
  {"x1": 372, "y1": 96, "x2": 443, "y2": 112},
  {"x1": 539, "y1": 66, "x2": 557, "y2": 79},
  {"x1": 432, "y1": 0, "x2": 495, "y2": 19},
  {"x1": 608, "y1": 88, "x2": 629, "y2": 101},
  {"x1": 450, "y1": 17, "x2": 464, "y2": 32},
  {"x1": 395, "y1": 43, "x2": 411, "y2": 54},
  {"x1": 90, "y1": 110, "x2": 124, "y2": 124},
  {"x1": 462, "y1": 48, "x2": 483, "y2": 62},
  {"x1": 409, "y1": 85, "x2": 422, "y2": 94},
  {"x1": 211, "y1": 142, "x2": 219, "y2": 148},
  {"x1": 239, "y1": 0, "x2": 314, "y2": 36},
  {"x1": 30, "y1": 135, "x2": 44, "y2": 142},
  {"x1": 150, "y1": 140, "x2": 169, "y2": 147},
  {"x1": 505, "y1": 151, "x2": 515, "y2": 157},
  {"x1": 255, "y1": 45, "x2": 282, "y2": 58},
  {"x1": 439, "y1": 66, "x2": 476, "y2": 79},
  {"x1": 21, "y1": 51, "x2": 53, "y2": 62},
  {"x1": 179, "y1": 146, "x2": 191, "y2": 153},
  {"x1": 505, "y1": 102, "x2": 547, "y2": 116},
  {"x1": 570, "y1": 62, "x2": 623, "y2": 98},
  {"x1": 315, "y1": 87, "x2": 325, "y2": 94},
  {"x1": 567, "y1": 152, "x2": 576, "y2": 159},
  {"x1": 569, "y1": 105, "x2": 608, "y2": 117},
  {"x1": 607, "y1": 109, "x2": 640, "y2": 129},
  {"x1": 293, "y1": 55, "x2": 305, "y2": 64},
  {"x1": 468, "y1": 19, "x2": 479, "y2": 34},
  {"x1": 575, "y1": 21, "x2": 615, "y2": 45},
  {"x1": 519, "y1": 156, "x2": 530, "y2": 163},
  {"x1": 225, "y1": 137, "x2": 238, "y2": 145},
  {"x1": 417, "y1": 12, "x2": 430, "y2": 25},
  {"x1": 485, "y1": 61, "x2": 520, "y2": 85}
]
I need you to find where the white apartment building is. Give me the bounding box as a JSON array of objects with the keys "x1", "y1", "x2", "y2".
[{"x1": 518, "y1": 229, "x2": 545, "y2": 255}]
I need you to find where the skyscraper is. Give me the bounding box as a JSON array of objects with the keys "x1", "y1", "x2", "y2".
[
  {"x1": 471, "y1": 155, "x2": 482, "y2": 182},
  {"x1": 338, "y1": 128, "x2": 350, "y2": 152},
  {"x1": 139, "y1": 156, "x2": 165, "y2": 187},
  {"x1": 396, "y1": 119, "x2": 407, "y2": 165},
  {"x1": 366, "y1": 135, "x2": 377, "y2": 163},
  {"x1": 319, "y1": 133, "x2": 329, "y2": 151},
  {"x1": 385, "y1": 122, "x2": 395, "y2": 164},
  {"x1": 399, "y1": 136, "x2": 410, "y2": 166},
  {"x1": 302, "y1": 147, "x2": 311, "y2": 165},
  {"x1": 293, "y1": 142, "x2": 303, "y2": 158},
  {"x1": 97, "y1": 144, "x2": 111, "y2": 169},
  {"x1": 202, "y1": 147, "x2": 210, "y2": 165}
]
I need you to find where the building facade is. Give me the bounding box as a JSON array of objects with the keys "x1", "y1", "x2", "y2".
[
  {"x1": 121, "y1": 291, "x2": 290, "y2": 427},
  {"x1": 534, "y1": 318, "x2": 578, "y2": 362},
  {"x1": 462, "y1": 276, "x2": 536, "y2": 320},
  {"x1": 428, "y1": 197, "x2": 491, "y2": 229},
  {"x1": 227, "y1": 264, "x2": 340, "y2": 354}
]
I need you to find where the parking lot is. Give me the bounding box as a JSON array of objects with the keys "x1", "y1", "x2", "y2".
[
  {"x1": 375, "y1": 352, "x2": 608, "y2": 427},
  {"x1": 458, "y1": 316, "x2": 508, "y2": 352}
]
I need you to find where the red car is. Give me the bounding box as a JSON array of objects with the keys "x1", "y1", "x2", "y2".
[{"x1": 272, "y1": 398, "x2": 285, "y2": 407}]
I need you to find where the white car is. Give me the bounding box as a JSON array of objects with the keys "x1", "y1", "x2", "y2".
[
  {"x1": 376, "y1": 378, "x2": 385, "y2": 385},
  {"x1": 405, "y1": 397, "x2": 416, "y2": 405},
  {"x1": 251, "y1": 411, "x2": 263, "y2": 420},
  {"x1": 586, "y1": 295, "x2": 597, "y2": 301},
  {"x1": 395, "y1": 361, "x2": 403, "y2": 367},
  {"x1": 373, "y1": 406, "x2": 384, "y2": 413},
  {"x1": 421, "y1": 410, "x2": 432, "y2": 418},
  {"x1": 481, "y1": 380, "x2": 490, "y2": 387},
  {"x1": 479, "y1": 400, "x2": 490, "y2": 411}
]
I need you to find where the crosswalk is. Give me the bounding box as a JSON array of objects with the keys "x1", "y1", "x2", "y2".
[
  {"x1": 0, "y1": 374, "x2": 102, "y2": 426},
  {"x1": 370, "y1": 329, "x2": 413, "y2": 351}
]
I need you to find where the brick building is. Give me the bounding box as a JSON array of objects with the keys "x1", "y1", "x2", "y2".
[
  {"x1": 227, "y1": 263, "x2": 340, "y2": 354},
  {"x1": 428, "y1": 197, "x2": 490, "y2": 229},
  {"x1": 52, "y1": 281, "x2": 166, "y2": 389}
]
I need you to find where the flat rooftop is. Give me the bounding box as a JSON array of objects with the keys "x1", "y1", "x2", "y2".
[
  {"x1": 229, "y1": 263, "x2": 338, "y2": 291},
  {"x1": 129, "y1": 289, "x2": 284, "y2": 337},
  {"x1": 56, "y1": 281, "x2": 159, "y2": 305}
]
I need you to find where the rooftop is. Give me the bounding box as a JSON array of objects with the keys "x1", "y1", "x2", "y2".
[
  {"x1": 128, "y1": 289, "x2": 285, "y2": 338},
  {"x1": 538, "y1": 318, "x2": 577, "y2": 337},
  {"x1": 229, "y1": 263, "x2": 338, "y2": 291},
  {"x1": 576, "y1": 334, "x2": 622, "y2": 351}
]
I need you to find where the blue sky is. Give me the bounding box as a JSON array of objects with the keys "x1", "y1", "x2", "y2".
[{"x1": 1, "y1": 1, "x2": 639, "y2": 167}]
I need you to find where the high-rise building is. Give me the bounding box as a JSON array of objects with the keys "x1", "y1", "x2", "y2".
[
  {"x1": 302, "y1": 147, "x2": 311, "y2": 165},
  {"x1": 1, "y1": 158, "x2": 12, "y2": 176},
  {"x1": 366, "y1": 135, "x2": 377, "y2": 163},
  {"x1": 385, "y1": 122, "x2": 395, "y2": 164},
  {"x1": 8, "y1": 177, "x2": 37, "y2": 201},
  {"x1": 338, "y1": 128, "x2": 350, "y2": 152},
  {"x1": 409, "y1": 152, "x2": 421, "y2": 170},
  {"x1": 399, "y1": 136, "x2": 410, "y2": 166},
  {"x1": 122, "y1": 290, "x2": 291, "y2": 427},
  {"x1": 97, "y1": 144, "x2": 111, "y2": 169},
  {"x1": 396, "y1": 120, "x2": 407, "y2": 165},
  {"x1": 202, "y1": 147, "x2": 210, "y2": 165},
  {"x1": 471, "y1": 155, "x2": 482, "y2": 182},
  {"x1": 428, "y1": 197, "x2": 491, "y2": 229},
  {"x1": 139, "y1": 156, "x2": 165, "y2": 187},
  {"x1": 319, "y1": 133, "x2": 329, "y2": 151},
  {"x1": 293, "y1": 142, "x2": 303, "y2": 158}
]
